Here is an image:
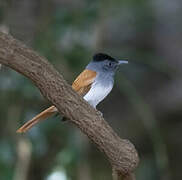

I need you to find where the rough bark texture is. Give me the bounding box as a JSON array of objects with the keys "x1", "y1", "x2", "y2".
[{"x1": 0, "y1": 32, "x2": 139, "y2": 179}]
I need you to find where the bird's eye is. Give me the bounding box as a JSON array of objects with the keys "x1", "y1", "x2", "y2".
[{"x1": 109, "y1": 62, "x2": 112, "y2": 66}]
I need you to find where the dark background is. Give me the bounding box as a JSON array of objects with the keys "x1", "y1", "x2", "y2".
[{"x1": 0, "y1": 0, "x2": 182, "y2": 180}]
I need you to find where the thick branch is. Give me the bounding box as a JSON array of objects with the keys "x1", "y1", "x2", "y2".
[{"x1": 0, "y1": 32, "x2": 139, "y2": 178}]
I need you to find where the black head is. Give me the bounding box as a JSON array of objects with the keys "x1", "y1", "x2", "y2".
[
  {"x1": 93, "y1": 53, "x2": 118, "y2": 63},
  {"x1": 87, "y1": 53, "x2": 128, "y2": 74}
]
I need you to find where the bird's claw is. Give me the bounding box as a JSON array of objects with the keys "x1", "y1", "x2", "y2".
[{"x1": 97, "y1": 111, "x2": 103, "y2": 117}]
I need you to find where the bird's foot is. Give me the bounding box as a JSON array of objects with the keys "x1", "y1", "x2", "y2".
[{"x1": 97, "y1": 111, "x2": 103, "y2": 117}]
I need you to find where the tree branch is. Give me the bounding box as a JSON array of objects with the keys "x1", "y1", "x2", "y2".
[{"x1": 0, "y1": 32, "x2": 139, "y2": 179}]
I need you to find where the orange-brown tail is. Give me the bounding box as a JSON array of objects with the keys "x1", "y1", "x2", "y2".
[{"x1": 16, "y1": 105, "x2": 58, "y2": 133}]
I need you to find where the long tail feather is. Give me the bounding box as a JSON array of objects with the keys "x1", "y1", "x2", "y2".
[{"x1": 16, "y1": 106, "x2": 58, "y2": 133}]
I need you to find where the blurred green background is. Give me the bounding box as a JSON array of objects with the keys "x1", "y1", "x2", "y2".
[{"x1": 0, "y1": 0, "x2": 182, "y2": 180}]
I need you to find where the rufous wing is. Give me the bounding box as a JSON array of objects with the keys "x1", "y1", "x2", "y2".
[
  {"x1": 72, "y1": 69, "x2": 97, "y2": 96},
  {"x1": 61, "y1": 69, "x2": 96, "y2": 122}
]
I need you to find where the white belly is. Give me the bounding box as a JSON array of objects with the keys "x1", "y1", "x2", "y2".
[{"x1": 83, "y1": 81, "x2": 113, "y2": 108}]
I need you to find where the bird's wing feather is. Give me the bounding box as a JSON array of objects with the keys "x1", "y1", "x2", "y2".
[{"x1": 72, "y1": 69, "x2": 97, "y2": 96}]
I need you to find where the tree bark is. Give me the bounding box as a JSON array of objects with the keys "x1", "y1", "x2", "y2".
[{"x1": 0, "y1": 32, "x2": 139, "y2": 179}]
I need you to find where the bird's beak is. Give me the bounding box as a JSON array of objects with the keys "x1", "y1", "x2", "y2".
[{"x1": 118, "y1": 60, "x2": 128, "y2": 65}]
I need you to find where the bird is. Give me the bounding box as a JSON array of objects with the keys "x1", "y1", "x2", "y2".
[{"x1": 16, "y1": 53, "x2": 128, "y2": 133}]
